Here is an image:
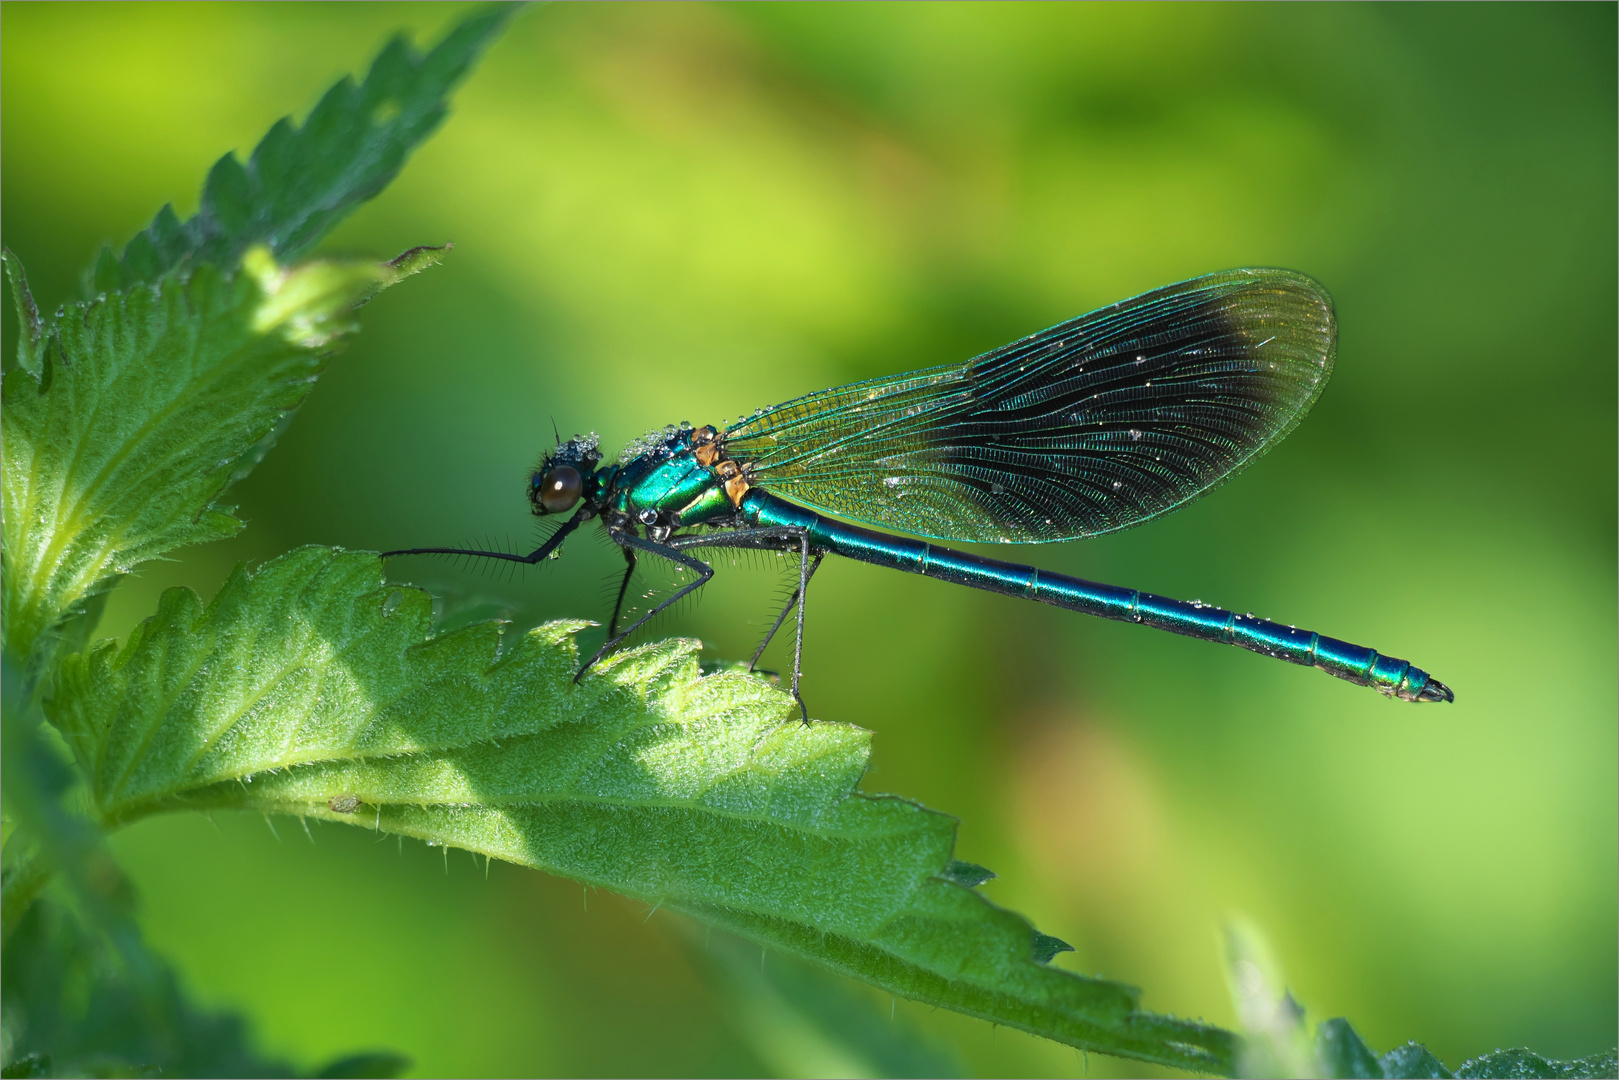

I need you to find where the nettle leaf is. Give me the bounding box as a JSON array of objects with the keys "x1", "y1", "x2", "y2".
[
  {"x1": 1312, "y1": 1018, "x2": 1618, "y2": 1080},
  {"x1": 2, "y1": 897, "x2": 300, "y2": 1079},
  {"x1": 1454, "y1": 1047, "x2": 1618, "y2": 1080},
  {"x1": 3, "y1": 894, "x2": 410, "y2": 1079},
  {"x1": 47, "y1": 546, "x2": 1236, "y2": 1075},
  {"x1": 87, "y1": 4, "x2": 514, "y2": 293},
  {"x1": 1, "y1": 245, "x2": 445, "y2": 663}
]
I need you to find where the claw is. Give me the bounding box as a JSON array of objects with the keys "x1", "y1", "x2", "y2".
[{"x1": 1416, "y1": 676, "x2": 1455, "y2": 704}]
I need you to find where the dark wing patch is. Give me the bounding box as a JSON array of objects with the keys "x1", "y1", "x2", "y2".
[{"x1": 724, "y1": 269, "x2": 1335, "y2": 544}]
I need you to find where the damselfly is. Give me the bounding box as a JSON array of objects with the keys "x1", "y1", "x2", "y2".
[{"x1": 386, "y1": 269, "x2": 1453, "y2": 717}]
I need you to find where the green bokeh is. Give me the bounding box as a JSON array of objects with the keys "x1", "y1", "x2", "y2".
[{"x1": 4, "y1": 2, "x2": 1613, "y2": 1076}]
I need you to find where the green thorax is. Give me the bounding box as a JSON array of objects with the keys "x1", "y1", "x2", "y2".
[{"x1": 610, "y1": 428, "x2": 735, "y2": 527}]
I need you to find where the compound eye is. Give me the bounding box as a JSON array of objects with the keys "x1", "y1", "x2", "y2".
[{"x1": 538, "y1": 465, "x2": 583, "y2": 513}]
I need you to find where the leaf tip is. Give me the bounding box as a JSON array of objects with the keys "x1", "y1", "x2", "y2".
[
  {"x1": 1315, "y1": 1017, "x2": 1383, "y2": 1079},
  {"x1": 3, "y1": 246, "x2": 45, "y2": 378},
  {"x1": 383, "y1": 242, "x2": 453, "y2": 282},
  {"x1": 1030, "y1": 931, "x2": 1075, "y2": 965},
  {"x1": 939, "y1": 859, "x2": 995, "y2": 889}
]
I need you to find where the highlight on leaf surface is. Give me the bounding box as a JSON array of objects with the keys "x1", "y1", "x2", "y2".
[
  {"x1": 1, "y1": 7, "x2": 502, "y2": 1078},
  {"x1": 0, "y1": 247, "x2": 439, "y2": 665},
  {"x1": 4, "y1": 2, "x2": 503, "y2": 666},
  {"x1": 47, "y1": 545, "x2": 1236, "y2": 1075}
]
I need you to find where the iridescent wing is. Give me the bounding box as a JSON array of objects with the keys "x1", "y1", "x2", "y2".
[{"x1": 724, "y1": 268, "x2": 1335, "y2": 543}]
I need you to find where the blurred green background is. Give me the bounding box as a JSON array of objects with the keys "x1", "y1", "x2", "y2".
[{"x1": 4, "y1": 2, "x2": 1614, "y2": 1076}]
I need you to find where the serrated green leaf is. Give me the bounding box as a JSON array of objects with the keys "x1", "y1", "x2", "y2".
[
  {"x1": 939, "y1": 858, "x2": 995, "y2": 889},
  {"x1": 1379, "y1": 1040, "x2": 1454, "y2": 1080},
  {"x1": 1318, "y1": 1017, "x2": 1387, "y2": 1079},
  {"x1": 1030, "y1": 930, "x2": 1076, "y2": 965},
  {"x1": 1, "y1": 897, "x2": 290, "y2": 1078},
  {"x1": 1307, "y1": 1018, "x2": 1616, "y2": 1080},
  {"x1": 1454, "y1": 1047, "x2": 1618, "y2": 1080},
  {"x1": 48, "y1": 546, "x2": 1236, "y2": 1074},
  {"x1": 1, "y1": 247, "x2": 427, "y2": 663},
  {"x1": 90, "y1": 6, "x2": 514, "y2": 292},
  {"x1": 1, "y1": 892, "x2": 406, "y2": 1079}
]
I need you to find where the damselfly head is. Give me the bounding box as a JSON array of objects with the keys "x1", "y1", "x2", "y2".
[
  {"x1": 531, "y1": 465, "x2": 581, "y2": 514},
  {"x1": 530, "y1": 432, "x2": 601, "y2": 515}
]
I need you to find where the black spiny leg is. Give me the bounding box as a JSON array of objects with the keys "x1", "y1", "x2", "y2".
[
  {"x1": 749, "y1": 551, "x2": 820, "y2": 670},
  {"x1": 577, "y1": 531, "x2": 715, "y2": 682},
  {"x1": 789, "y1": 546, "x2": 820, "y2": 721},
  {"x1": 747, "y1": 550, "x2": 820, "y2": 723},
  {"x1": 383, "y1": 508, "x2": 588, "y2": 564},
  {"x1": 670, "y1": 527, "x2": 817, "y2": 722},
  {"x1": 609, "y1": 546, "x2": 637, "y2": 638}
]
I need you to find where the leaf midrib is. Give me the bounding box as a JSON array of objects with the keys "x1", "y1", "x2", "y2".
[
  {"x1": 118, "y1": 781, "x2": 928, "y2": 844},
  {"x1": 23, "y1": 288, "x2": 206, "y2": 637},
  {"x1": 46, "y1": 289, "x2": 243, "y2": 584}
]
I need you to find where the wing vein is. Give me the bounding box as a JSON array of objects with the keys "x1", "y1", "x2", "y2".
[{"x1": 726, "y1": 269, "x2": 1335, "y2": 543}]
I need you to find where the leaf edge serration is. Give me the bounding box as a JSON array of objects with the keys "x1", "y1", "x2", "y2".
[{"x1": 48, "y1": 545, "x2": 1236, "y2": 1075}]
